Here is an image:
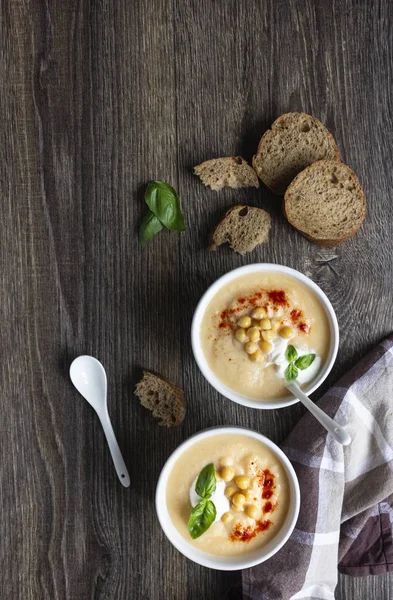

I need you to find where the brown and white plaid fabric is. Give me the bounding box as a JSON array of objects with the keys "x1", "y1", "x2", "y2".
[{"x1": 234, "y1": 335, "x2": 393, "y2": 600}]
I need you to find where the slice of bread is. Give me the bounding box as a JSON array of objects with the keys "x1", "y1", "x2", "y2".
[
  {"x1": 135, "y1": 371, "x2": 186, "y2": 427},
  {"x1": 194, "y1": 156, "x2": 259, "y2": 191},
  {"x1": 252, "y1": 113, "x2": 340, "y2": 195},
  {"x1": 284, "y1": 160, "x2": 366, "y2": 247},
  {"x1": 210, "y1": 204, "x2": 271, "y2": 255}
]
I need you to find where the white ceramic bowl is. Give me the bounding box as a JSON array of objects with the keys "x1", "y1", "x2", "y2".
[
  {"x1": 191, "y1": 264, "x2": 339, "y2": 409},
  {"x1": 156, "y1": 427, "x2": 300, "y2": 570}
]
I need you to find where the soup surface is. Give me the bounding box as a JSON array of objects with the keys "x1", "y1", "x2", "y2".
[
  {"x1": 200, "y1": 272, "x2": 330, "y2": 400},
  {"x1": 166, "y1": 434, "x2": 290, "y2": 557}
]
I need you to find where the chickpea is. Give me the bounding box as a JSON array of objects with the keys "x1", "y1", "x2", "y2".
[
  {"x1": 260, "y1": 318, "x2": 271, "y2": 330},
  {"x1": 251, "y1": 307, "x2": 266, "y2": 320},
  {"x1": 249, "y1": 350, "x2": 264, "y2": 363},
  {"x1": 259, "y1": 340, "x2": 273, "y2": 353},
  {"x1": 221, "y1": 512, "x2": 234, "y2": 524},
  {"x1": 261, "y1": 330, "x2": 275, "y2": 342},
  {"x1": 245, "y1": 341, "x2": 258, "y2": 354},
  {"x1": 231, "y1": 502, "x2": 244, "y2": 512},
  {"x1": 270, "y1": 318, "x2": 281, "y2": 331},
  {"x1": 238, "y1": 316, "x2": 251, "y2": 329},
  {"x1": 244, "y1": 489, "x2": 255, "y2": 502},
  {"x1": 248, "y1": 327, "x2": 260, "y2": 342},
  {"x1": 220, "y1": 467, "x2": 235, "y2": 482},
  {"x1": 279, "y1": 325, "x2": 294, "y2": 339},
  {"x1": 251, "y1": 318, "x2": 261, "y2": 328},
  {"x1": 245, "y1": 505, "x2": 259, "y2": 520},
  {"x1": 215, "y1": 470, "x2": 222, "y2": 481},
  {"x1": 232, "y1": 492, "x2": 246, "y2": 506},
  {"x1": 224, "y1": 486, "x2": 236, "y2": 499},
  {"x1": 235, "y1": 475, "x2": 250, "y2": 490},
  {"x1": 220, "y1": 456, "x2": 234, "y2": 467},
  {"x1": 235, "y1": 327, "x2": 248, "y2": 343}
]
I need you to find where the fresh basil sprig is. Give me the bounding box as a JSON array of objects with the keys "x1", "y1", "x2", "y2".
[
  {"x1": 139, "y1": 181, "x2": 185, "y2": 243},
  {"x1": 139, "y1": 211, "x2": 163, "y2": 244},
  {"x1": 285, "y1": 362, "x2": 298, "y2": 381},
  {"x1": 188, "y1": 463, "x2": 217, "y2": 540},
  {"x1": 145, "y1": 181, "x2": 185, "y2": 231},
  {"x1": 295, "y1": 354, "x2": 316, "y2": 370},
  {"x1": 195, "y1": 463, "x2": 216, "y2": 498},
  {"x1": 188, "y1": 499, "x2": 216, "y2": 540},
  {"x1": 285, "y1": 344, "x2": 316, "y2": 381},
  {"x1": 285, "y1": 345, "x2": 298, "y2": 363}
]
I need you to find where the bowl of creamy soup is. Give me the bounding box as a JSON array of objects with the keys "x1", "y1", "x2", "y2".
[
  {"x1": 191, "y1": 264, "x2": 339, "y2": 409},
  {"x1": 156, "y1": 427, "x2": 300, "y2": 570}
]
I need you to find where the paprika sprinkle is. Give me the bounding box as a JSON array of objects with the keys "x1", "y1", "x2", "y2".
[{"x1": 229, "y1": 519, "x2": 272, "y2": 543}]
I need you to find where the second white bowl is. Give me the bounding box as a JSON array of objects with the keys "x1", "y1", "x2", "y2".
[
  {"x1": 191, "y1": 264, "x2": 339, "y2": 409},
  {"x1": 156, "y1": 427, "x2": 300, "y2": 570}
]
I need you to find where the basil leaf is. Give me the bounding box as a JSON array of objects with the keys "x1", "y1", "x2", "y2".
[
  {"x1": 295, "y1": 353, "x2": 316, "y2": 370},
  {"x1": 145, "y1": 181, "x2": 185, "y2": 231},
  {"x1": 285, "y1": 363, "x2": 298, "y2": 381},
  {"x1": 188, "y1": 499, "x2": 216, "y2": 539},
  {"x1": 139, "y1": 210, "x2": 163, "y2": 243},
  {"x1": 195, "y1": 463, "x2": 216, "y2": 498},
  {"x1": 285, "y1": 345, "x2": 298, "y2": 363}
]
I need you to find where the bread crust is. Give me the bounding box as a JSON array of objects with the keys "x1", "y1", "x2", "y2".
[
  {"x1": 283, "y1": 159, "x2": 366, "y2": 246},
  {"x1": 210, "y1": 204, "x2": 271, "y2": 254},
  {"x1": 253, "y1": 113, "x2": 341, "y2": 195},
  {"x1": 194, "y1": 156, "x2": 259, "y2": 191},
  {"x1": 135, "y1": 370, "x2": 186, "y2": 426}
]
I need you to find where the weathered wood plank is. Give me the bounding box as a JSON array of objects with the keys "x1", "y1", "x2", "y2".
[{"x1": 0, "y1": 0, "x2": 392, "y2": 598}]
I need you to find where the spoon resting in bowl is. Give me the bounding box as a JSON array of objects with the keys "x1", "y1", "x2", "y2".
[{"x1": 286, "y1": 381, "x2": 351, "y2": 446}]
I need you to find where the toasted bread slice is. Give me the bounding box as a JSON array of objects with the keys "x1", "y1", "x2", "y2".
[
  {"x1": 210, "y1": 204, "x2": 271, "y2": 255},
  {"x1": 284, "y1": 160, "x2": 366, "y2": 247},
  {"x1": 135, "y1": 371, "x2": 186, "y2": 426},
  {"x1": 194, "y1": 156, "x2": 259, "y2": 191},
  {"x1": 252, "y1": 113, "x2": 340, "y2": 194}
]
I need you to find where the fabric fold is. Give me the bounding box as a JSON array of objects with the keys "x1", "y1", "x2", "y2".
[{"x1": 241, "y1": 335, "x2": 393, "y2": 600}]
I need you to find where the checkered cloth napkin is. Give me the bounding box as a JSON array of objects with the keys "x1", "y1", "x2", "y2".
[{"x1": 228, "y1": 335, "x2": 393, "y2": 600}]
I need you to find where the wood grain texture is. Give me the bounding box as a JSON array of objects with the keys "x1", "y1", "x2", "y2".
[{"x1": 0, "y1": 0, "x2": 392, "y2": 598}]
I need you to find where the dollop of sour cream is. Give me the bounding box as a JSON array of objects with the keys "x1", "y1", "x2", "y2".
[
  {"x1": 266, "y1": 337, "x2": 321, "y2": 385},
  {"x1": 189, "y1": 478, "x2": 230, "y2": 522}
]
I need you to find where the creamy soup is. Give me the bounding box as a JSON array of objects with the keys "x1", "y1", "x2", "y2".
[
  {"x1": 166, "y1": 434, "x2": 290, "y2": 556},
  {"x1": 200, "y1": 272, "x2": 330, "y2": 400}
]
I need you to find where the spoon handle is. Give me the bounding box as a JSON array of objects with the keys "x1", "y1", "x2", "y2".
[
  {"x1": 98, "y1": 412, "x2": 131, "y2": 487},
  {"x1": 286, "y1": 382, "x2": 352, "y2": 446}
]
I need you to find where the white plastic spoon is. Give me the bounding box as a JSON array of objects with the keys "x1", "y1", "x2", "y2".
[
  {"x1": 286, "y1": 381, "x2": 352, "y2": 446},
  {"x1": 70, "y1": 355, "x2": 130, "y2": 487}
]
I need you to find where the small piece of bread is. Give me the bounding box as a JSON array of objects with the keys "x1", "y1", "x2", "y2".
[
  {"x1": 135, "y1": 371, "x2": 186, "y2": 427},
  {"x1": 252, "y1": 113, "x2": 340, "y2": 195},
  {"x1": 210, "y1": 204, "x2": 271, "y2": 255},
  {"x1": 194, "y1": 156, "x2": 259, "y2": 191},
  {"x1": 284, "y1": 160, "x2": 366, "y2": 247}
]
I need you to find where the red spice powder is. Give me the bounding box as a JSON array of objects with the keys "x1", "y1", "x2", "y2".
[
  {"x1": 263, "y1": 502, "x2": 273, "y2": 514},
  {"x1": 267, "y1": 290, "x2": 288, "y2": 307},
  {"x1": 290, "y1": 308, "x2": 303, "y2": 322},
  {"x1": 229, "y1": 519, "x2": 272, "y2": 542},
  {"x1": 257, "y1": 468, "x2": 277, "y2": 502},
  {"x1": 218, "y1": 306, "x2": 244, "y2": 330},
  {"x1": 299, "y1": 322, "x2": 310, "y2": 333},
  {"x1": 217, "y1": 289, "x2": 289, "y2": 330}
]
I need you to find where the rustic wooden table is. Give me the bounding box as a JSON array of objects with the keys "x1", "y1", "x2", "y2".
[{"x1": 1, "y1": 0, "x2": 392, "y2": 598}]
